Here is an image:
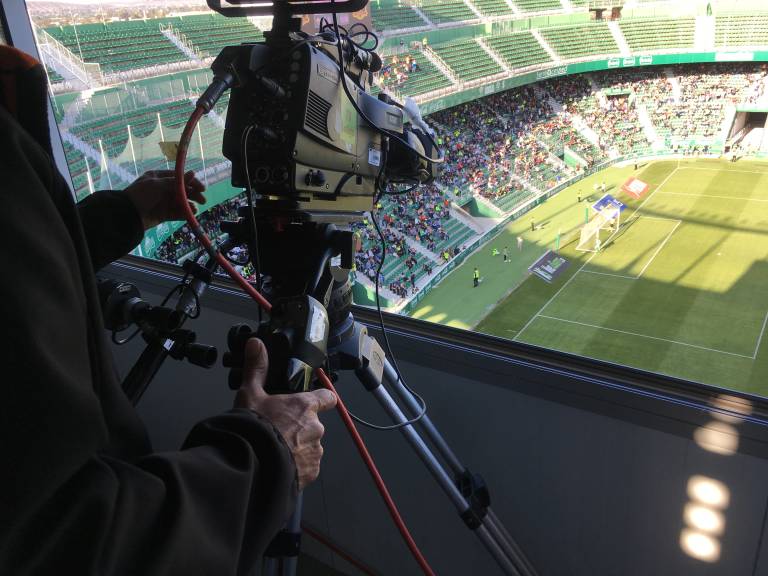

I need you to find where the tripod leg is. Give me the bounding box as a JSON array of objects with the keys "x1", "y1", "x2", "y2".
[
  {"x1": 263, "y1": 493, "x2": 304, "y2": 576},
  {"x1": 367, "y1": 384, "x2": 522, "y2": 576},
  {"x1": 382, "y1": 360, "x2": 538, "y2": 576},
  {"x1": 382, "y1": 361, "x2": 464, "y2": 474},
  {"x1": 281, "y1": 494, "x2": 303, "y2": 576}
]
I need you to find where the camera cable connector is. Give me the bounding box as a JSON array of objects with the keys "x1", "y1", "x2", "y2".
[{"x1": 196, "y1": 46, "x2": 241, "y2": 113}]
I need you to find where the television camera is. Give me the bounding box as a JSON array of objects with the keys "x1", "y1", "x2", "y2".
[
  {"x1": 203, "y1": 0, "x2": 441, "y2": 218},
  {"x1": 114, "y1": 1, "x2": 535, "y2": 574}
]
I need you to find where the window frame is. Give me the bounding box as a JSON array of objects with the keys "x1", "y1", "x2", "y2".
[{"x1": 1, "y1": 0, "x2": 74, "y2": 193}]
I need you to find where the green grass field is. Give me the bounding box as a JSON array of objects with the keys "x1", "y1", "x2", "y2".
[{"x1": 410, "y1": 158, "x2": 768, "y2": 396}]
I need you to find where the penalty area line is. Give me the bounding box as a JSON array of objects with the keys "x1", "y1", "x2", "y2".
[
  {"x1": 538, "y1": 315, "x2": 754, "y2": 360},
  {"x1": 636, "y1": 220, "x2": 681, "y2": 279},
  {"x1": 656, "y1": 191, "x2": 768, "y2": 203},
  {"x1": 753, "y1": 309, "x2": 768, "y2": 360},
  {"x1": 515, "y1": 167, "x2": 679, "y2": 343}
]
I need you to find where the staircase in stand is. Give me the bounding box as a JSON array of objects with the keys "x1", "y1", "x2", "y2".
[
  {"x1": 664, "y1": 68, "x2": 682, "y2": 103},
  {"x1": 61, "y1": 131, "x2": 135, "y2": 184},
  {"x1": 422, "y1": 46, "x2": 460, "y2": 86},
  {"x1": 160, "y1": 25, "x2": 202, "y2": 63},
  {"x1": 608, "y1": 20, "x2": 631, "y2": 57},
  {"x1": 636, "y1": 103, "x2": 664, "y2": 151},
  {"x1": 532, "y1": 29, "x2": 561, "y2": 62}
]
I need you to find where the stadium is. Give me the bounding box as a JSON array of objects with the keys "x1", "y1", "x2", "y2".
[
  {"x1": 33, "y1": 0, "x2": 768, "y2": 397},
  {"x1": 10, "y1": 0, "x2": 768, "y2": 573}
]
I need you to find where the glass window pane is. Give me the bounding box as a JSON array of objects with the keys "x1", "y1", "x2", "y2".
[
  {"x1": 23, "y1": 0, "x2": 768, "y2": 397},
  {"x1": 25, "y1": 3, "x2": 266, "y2": 270}
]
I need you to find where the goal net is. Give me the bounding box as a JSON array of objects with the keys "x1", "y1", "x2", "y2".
[{"x1": 576, "y1": 206, "x2": 621, "y2": 252}]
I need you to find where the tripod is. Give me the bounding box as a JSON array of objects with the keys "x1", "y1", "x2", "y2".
[{"x1": 219, "y1": 214, "x2": 537, "y2": 576}]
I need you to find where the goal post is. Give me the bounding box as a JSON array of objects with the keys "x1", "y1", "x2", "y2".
[{"x1": 576, "y1": 206, "x2": 621, "y2": 252}]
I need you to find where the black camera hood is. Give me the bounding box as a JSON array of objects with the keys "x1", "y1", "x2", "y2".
[{"x1": 207, "y1": 0, "x2": 368, "y2": 17}]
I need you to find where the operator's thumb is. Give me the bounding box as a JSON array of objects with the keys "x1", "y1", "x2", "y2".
[{"x1": 242, "y1": 338, "x2": 269, "y2": 394}]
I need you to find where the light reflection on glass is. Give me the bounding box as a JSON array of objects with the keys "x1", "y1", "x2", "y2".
[
  {"x1": 693, "y1": 421, "x2": 739, "y2": 455},
  {"x1": 680, "y1": 529, "x2": 721, "y2": 562},
  {"x1": 684, "y1": 503, "x2": 725, "y2": 535},
  {"x1": 687, "y1": 476, "x2": 730, "y2": 509}
]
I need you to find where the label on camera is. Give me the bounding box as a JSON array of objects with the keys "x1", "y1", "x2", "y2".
[
  {"x1": 368, "y1": 148, "x2": 381, "y2": 167},
  {"x1": 309, "y1": 306, "x2": 327, "y2": 343}
]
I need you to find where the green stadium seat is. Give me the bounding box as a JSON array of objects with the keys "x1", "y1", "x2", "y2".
[
  {"x1": 619, "y1": 17, "x2": 695, "y2": 53},
  {"x1": 371, "y1": 4, "x2": 427, "y2": 31},
  {"x1": 415, "y1": 0, "x2": 477, "y2": 24},
  {"x1": 375, "y1": 49, "x2": 453, "y2": 97},
  {"x1": 541, "y1": 22, "x2": 619, "y2": 60},
  {"x1": 472, "y1": 0, "x2": 513, "y2": 18},
  {"x1": 512, "y1": 0, "x2": 563, "y2": 13},
  {"x1": 433, "y1": 38, "x2": 503, "y2": 82},
  {"x1": 715, "y1": 14, "x2": 768, "y2": 47},
  {"x1": 485, "y1": 32, "x2": 552, "y2": 70}
]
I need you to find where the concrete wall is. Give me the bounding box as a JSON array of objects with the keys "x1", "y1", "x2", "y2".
[{"x1": 108, "y1": 263, "x2": 768, "y2": 576}]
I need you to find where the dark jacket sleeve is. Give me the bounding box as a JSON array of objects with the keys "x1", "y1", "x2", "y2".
[
  {"x1": 0, "y1": 107, "x2": 297, "y2": 576},
  {"x1": 77, "y1": 189, "x2": 145, "y2": 271}
]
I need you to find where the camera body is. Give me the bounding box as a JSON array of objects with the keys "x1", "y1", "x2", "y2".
[
  {"x1": 223, "y1": 40, "x2": 398, "y2": 215},
  {"x1": 211, "y1": 2, "x2": 439, "y2": 220}
]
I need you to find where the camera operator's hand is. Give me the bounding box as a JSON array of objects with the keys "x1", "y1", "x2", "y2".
[
  {"x1": 123, "y1": 169, "x2": 206, "y2": 231},
  {"x1": 234, "y1": 338, "x2": 337, "y2": 490}
]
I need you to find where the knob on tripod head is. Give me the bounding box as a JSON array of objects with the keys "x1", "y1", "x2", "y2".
[{"x1": 98, "y1": 279, "x2": 184, "y2": 334}]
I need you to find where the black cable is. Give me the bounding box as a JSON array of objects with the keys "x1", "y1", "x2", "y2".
[
  {"x1": 342, "y1": 144, "x2": 428, "y2": 431},
  {"x1": 112, "y1": 327, "x2": 140, "y2": 346},
  {"x1": 328, "y1": 5, "x2": 444, "y2": 166},
  {"x1": 161, "y1": 269, "x2": 202, "y2": 319},
  {"x1": 366, "y1": 206, "x2": 429, "y2": 430},
  {"x1": 112, "y1": 268, "x2": 199, "y2": 345},
  {"x1": 242, "y1": 124, "x2": 263, "y2": 324}
]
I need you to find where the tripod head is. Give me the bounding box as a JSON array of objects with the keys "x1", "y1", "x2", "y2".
[{"x1": 220, "y1": 211, "x2": 361, "y2": 394}]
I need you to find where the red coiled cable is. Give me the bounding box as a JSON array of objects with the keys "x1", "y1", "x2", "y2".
[{"x1": 174, "y1": 106, "x2": 436, "y2": 576}]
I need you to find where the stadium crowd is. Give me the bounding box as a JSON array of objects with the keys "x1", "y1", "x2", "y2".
[{"x1": 147, "y1": 63, "x2": 768, "y2": 302}]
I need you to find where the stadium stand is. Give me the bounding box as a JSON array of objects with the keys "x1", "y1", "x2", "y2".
[
  {"x1": 541, "y1": 22, "x2": 619, "y2": 60},
  {"x1": 45, "y1": 65, "x2": 65, "y2": 84},
  {"x1": 63, "y1": 141, "x2": 100, "y2": 201},
  {"x1": 374, "y1": 50, "x2": 452, "y2": 96},
  {"x1": 44, "y1": 7, "x2": 768, "y2": 305},
  {"x1": 511, "y1": 0, "x2": 564, "y2": 13},
  {"x1": 371, "y1": 2, "x2": 426, "y2": 31},
  {"x1": 166, "y1": 14, "x2": 263, "y2": 58},
  {"x1": 715, "y1": 14, "x2": 768, "y2": 47},
  {"x1": 415, "y1": 0, "x2": 477, "y2": 24},
  {"x1": 472, "y1": 0, "x2": 514, "y2": 18},
  {"x1": 619, "y1": 17, "x2": 696, "y2": 53},
  {"x1": 485, "y1": 31, "x2": 553, "y2": 70},
  {"x1": 45, "y1": 21, "x2": 186, "y2": 73},
  {"x1": 433, "y1": 38, "x2": 503, "y2": 82}
]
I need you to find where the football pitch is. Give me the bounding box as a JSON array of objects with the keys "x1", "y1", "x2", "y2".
[{"x1": 410, "y1": 158, "x2": 768, "y2": 396}]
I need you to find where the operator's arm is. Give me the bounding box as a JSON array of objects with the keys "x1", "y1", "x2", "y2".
[
  {"x1": 77, "y1": 189, "x2": 145, "y2": 271},
  {"x1": 0, "y1": 107, "x2": 297, "y2": 575},
  {"x1": 77, "y1": 170, "x2": 206, "y2": 271}
]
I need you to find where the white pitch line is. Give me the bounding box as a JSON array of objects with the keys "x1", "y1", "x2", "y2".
[
  {"x1": 636, "y1": 220, "x2": 681, "y2": 278},
  {"x1": 636, "y1": 215, "x2": 685, "y2": 222},
  {"x1": 753, "y1": 309, "x2": 768, "y2": 359},
  {"x1": 657, "y1": 191, "x2": 768, "y2": 203},
  {"x1": 538, "y1": 315, "x2": 754, "y2": 359},
  {"x1": 515, "y1": 168, "x2": 679, "y2": 342},
  {"x1": 513, "y1": 250, "x2": 599, "y2": 341},
  {"x1": 581, "y1": 270, "x2": 638, "y2": 280},
  {"x1": 678, "y1": 167, "x2": 768, "y2": 176}
]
